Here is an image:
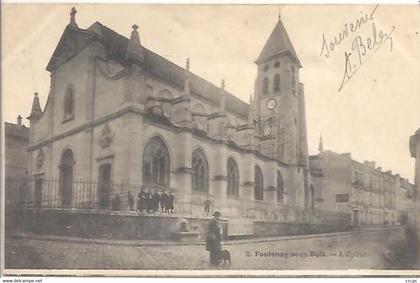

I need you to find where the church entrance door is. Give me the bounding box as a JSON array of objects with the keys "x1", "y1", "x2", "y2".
[
  {"x1": 98, "y1": 163, "x2": 111, "y2": 209},
  {"x1": 59, "y1": 149, "x2": 74, "y2": 208},
  {"x1": 34, "y1": 177, "x2": 43, "y2": 208}
]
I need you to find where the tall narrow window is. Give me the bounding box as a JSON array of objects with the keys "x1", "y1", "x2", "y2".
[
  {"x1": 64, "y1": 86, "x2": 75, "y2": 119},
  {"x1": 254, "y1": 166, "x2": 264, "y2": 201},
  {"x1": 273, "y1": 74, "x2": 280, "y2": 92},
  {"x1": 291, "y1": 66, "x2": 296, "y2": 84},
  {"x1": 143, "y1": 137, "x2": 170, "y2": 188},
  {"x1": 291, "y1": 66, "x2": 296, "y2": 95},
  {"x1": 192, "y1": 149, "x2": 209, "y2": 192},
  {"x1": 310, "y1": 184, "x2": 315, "y2": 209},
  {"x1": 262, "y1": 77, "x2": 269, "y2": 95},
  {"x1": 227, "y1": 158, "x2": 239, "y2": 197},
  {"x1": 277, "y1": 171, "x2": 284, "y2": 203}
]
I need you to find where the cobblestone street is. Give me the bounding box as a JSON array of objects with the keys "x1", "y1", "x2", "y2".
[{"x1": 5, "y1": 229, "x2": 402, "y2": 270}]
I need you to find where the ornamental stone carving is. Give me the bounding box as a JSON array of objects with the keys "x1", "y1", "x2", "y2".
[
  {"x1": 99, "y1": 123, "x2": 115, "y2": 149},
  {"x1": 36, "y1": 148, "x2": 44, "y2": 169}
]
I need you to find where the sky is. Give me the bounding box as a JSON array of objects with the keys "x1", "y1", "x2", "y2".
[{"x1": 2, "y1": 4, "x2": 419, "y2": 181}]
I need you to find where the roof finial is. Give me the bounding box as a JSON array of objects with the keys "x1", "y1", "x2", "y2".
[
  {"x1": 183, "y1": 58, "x2": 191, "y2": 97},
  {"x1": 248, "y1": 94, "x2": 255, "y2": 125},
  {"x1": 125, "y1": 23, "x2": 144, "y2": 63},
  {"x1": 219, "y1": 79, "x2": 226, "y2": 113},
  {"x1": 70, "y1": 7, "x2": 78, "y2": 27},
  {"x1": 28, "y1": 92, "x2": 42, "y2": 121}
]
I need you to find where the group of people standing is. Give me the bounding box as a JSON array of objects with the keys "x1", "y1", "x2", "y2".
[{"x1": 128, "y1": 189, "x2": 174, "y2": 213}]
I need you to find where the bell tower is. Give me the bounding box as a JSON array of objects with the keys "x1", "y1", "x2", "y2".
[{"x1": 254, "y1": 16, "x2": 307, "y2": 167}]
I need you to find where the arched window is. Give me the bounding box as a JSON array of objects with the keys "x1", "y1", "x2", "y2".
[
  {"x1": 227, "y1": 158, "x2": 239, "y2": 197},
  {"x1": 64, "y1": 86, "x2": 75, "y2": 118},
  {"x1": 59, "y1": 148, "x2": 74, "y2": 208},
  {"x1": 277, "y1": 171, "x2": 284, "y2": 203},
  {"x1": 254, "y1": 166, "x2": 264, "y2": 200},
  {"x1": 143, "y1": 137, "x2": 170, "y2": 188},
  {"x1": 273, "y1": 74, "x2": 280, "y2": 92},
  {"x1": 262, "y1": 77, "x2": 269, "y2": 95},
  {"x1": 192, "y1": 149, "x2": 209, "y2": 192}
]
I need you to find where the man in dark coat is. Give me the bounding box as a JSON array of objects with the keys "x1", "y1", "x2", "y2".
[
  {"x1": 128, "y1": 191, "x2": 134, "y2": 211},
  {"x1": 137, "y1": 188, "x2": 147, "y2": 212},
  {"x1": 152, "y1": 189, "x2": 160, "y2": 212},
  {"x1": 160, "y1": 190, "x2": 168, "y2": 213},
  {"x1": 204, "y1": 199, "x2": 211, "y2": 216},
  {"x1": 206, "y1": 211, "x2": 222, "y2": 266},
  {"x1": 167, "y1": 191, "x2": 174, "y2": 214},
  {"x1": 146, "y1": 189, "x2": 153, "y2": 213}
]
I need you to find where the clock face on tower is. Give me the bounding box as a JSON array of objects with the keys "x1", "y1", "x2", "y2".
[{"x1": 266, "y1": 98, "x2": 277, "y2": 110}]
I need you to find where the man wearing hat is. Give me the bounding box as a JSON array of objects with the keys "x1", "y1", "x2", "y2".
[{"x1": 206, "y1": 211, "x2": 222, "y2": 266}]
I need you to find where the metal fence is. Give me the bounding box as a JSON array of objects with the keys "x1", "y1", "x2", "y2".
[
  {"x1": 5, "y1": 176, "x2": 351, "y2": 225},
  {"x1": 5, "y1": 176, "x2": 183, "y2": 212}
]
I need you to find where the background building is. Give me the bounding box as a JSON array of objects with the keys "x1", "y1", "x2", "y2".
[
  {"x1": 5, "y1": 116, "x2": 29, "y2": 207},
  {"x1": 310, "y1": 148, "x2": 414, "y2": 227}
]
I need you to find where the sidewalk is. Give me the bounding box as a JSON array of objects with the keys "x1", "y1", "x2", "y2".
[{"x1": 8, "y1": 225, "x2": 402, "y2": 247}]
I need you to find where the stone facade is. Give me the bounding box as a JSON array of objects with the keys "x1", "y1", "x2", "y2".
[
  {"x1": 25, "y1": 9, "x2": 311, "y2": 224},
  {"x1": 310, "y1": 150, "x2": 414, "y2": 227}
]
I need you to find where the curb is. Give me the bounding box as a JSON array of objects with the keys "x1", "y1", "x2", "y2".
[{"x1": 7, "y1": 226, "x2": 402, "y2": 247}]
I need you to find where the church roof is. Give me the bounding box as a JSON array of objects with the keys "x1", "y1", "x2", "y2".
[
  {"x1": 47, "y1": 21, "x2": 250, "y2": 119},
  {"x1": 256, "y1": 17, "x2": 301, "y2": 67}
]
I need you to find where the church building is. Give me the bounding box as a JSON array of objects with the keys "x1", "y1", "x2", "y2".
[{"x1": 26, "y1": 8, "x2": 311, "y2": 222}]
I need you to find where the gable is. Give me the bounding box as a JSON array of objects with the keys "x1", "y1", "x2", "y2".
[{"x1": 46, "y1": 25, "x2": 97, "y2": 72}]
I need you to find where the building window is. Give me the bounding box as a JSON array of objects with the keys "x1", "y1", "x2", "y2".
[
  {"x1": 143, "y1": 137, "x2": 170, "y2": 188},
  {"x1": 254, "y1": 166, "x2": 264, "y2": 200},
  {"x1": 291, "y1": 66, "x2": 296, "y2": 83},
  {"x1": 262, "y1": 77, "x2": 269, "y2": 95},
  {"x1": 335, "y1": 193, "x2": 349, "y2": 203},
  {"x1": 273, "y1": 74, "x2": 280, "y2": 92},
  {"x1": 64, "y1": 86, "x2": 75, "y2": 120},
  {"x1": 227, "y1": 158, "x2": 239, "y2": 197},
  {"x1": 274, "y1": 61, "x2": 280, "y2": 68},
  {"x1": 192, "y1": 149, "x2": 209, "y2": 192},
  {"x1": 277, "y1": 171, "x2": 284, "y2": 203}
]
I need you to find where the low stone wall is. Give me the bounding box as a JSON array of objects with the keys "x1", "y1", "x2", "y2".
[
  {"x1": 10, "y1": 208, "x2": 228, "y2": 241},
  {"x1": 253, "y1": 220, "x2": 352, "y2": 237}
]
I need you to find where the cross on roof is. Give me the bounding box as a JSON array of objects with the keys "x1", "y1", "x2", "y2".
[{"x1": 70, "y1": 7, "x2": 77, "y2": 26}]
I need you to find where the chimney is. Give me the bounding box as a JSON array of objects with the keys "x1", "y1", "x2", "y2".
[{"x1": 17, "y1": 115, "x2": 22, "y2": 128}]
